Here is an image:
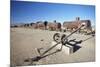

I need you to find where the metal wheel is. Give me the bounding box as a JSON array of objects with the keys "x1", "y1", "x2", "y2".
[
  {"x1": 61, "y1": 34, "x2": 68, "y2": 44},
  {"x1": 53, "y1": 33, "x2": 62, "y2": 43}
]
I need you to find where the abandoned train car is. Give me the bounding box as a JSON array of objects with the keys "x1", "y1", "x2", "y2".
[{"x1": 63, "y1": 17, "x2": 92, "y2": 33}]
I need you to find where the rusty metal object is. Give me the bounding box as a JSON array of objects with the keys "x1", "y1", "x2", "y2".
[
  {"x1": 63, "y1": 19, "x2": 92, "y2": 33},
  {"x1": 53, "y1": 33, "x2": 66, "y2": 44},
  {"x1": 47, "y1": 22, "x2": 61, "y2": 31},
  {"x1": 24, "y1": 24, "x2": 85, "y2": 64},
  {"x1": 53, "y1": 33, "x2": 62, "y2": 43}
]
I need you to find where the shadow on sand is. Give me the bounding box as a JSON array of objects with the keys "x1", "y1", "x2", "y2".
[{"x1": 64, "y1": 39, "x2": 82, "y2": 53}]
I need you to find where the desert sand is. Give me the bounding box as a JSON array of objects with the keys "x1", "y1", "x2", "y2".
[{"x1": 10, "y1": 28, "x2": 95, "y2": 66}]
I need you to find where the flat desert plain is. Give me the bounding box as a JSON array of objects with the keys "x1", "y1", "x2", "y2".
[{"x1": 10, "y1": 28, "x2": 95, "y2": 66}]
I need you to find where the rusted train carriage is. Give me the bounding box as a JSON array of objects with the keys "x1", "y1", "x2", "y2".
[
  {"x1": 63, "y1": 17, "x2": 92, "y2": 33},
  {"x1": 47, "y1": 22, "x2": 61, "y2": 31}
]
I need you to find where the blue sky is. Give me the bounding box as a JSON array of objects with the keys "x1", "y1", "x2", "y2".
[{"x1": 11, "y1": 1, "x2": 95, "y2": 26}]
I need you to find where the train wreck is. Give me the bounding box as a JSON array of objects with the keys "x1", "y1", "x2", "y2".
[
  {"x1": 63, "y1": 17, "x2": 92, "y2": 33},
  {"x1": 11, "y1": 17, "x2": 94, "y2": 35}
]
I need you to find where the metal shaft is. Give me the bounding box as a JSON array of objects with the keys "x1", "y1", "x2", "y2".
[{"x1": 41, "y1": 42, "x2": 61, "y2": 56}]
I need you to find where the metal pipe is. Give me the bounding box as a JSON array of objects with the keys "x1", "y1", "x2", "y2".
[{"x1": 41, "y1": 42, "x2": 61, "y2": 56}]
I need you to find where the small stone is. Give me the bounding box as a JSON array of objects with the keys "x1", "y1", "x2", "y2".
[{"x1": 41, "y1": 39, "x2": 44, "y2": 41}]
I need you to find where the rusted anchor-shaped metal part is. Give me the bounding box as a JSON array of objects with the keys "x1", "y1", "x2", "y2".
[{"x1": 24, "y1": 23, "x2": 85, "y2": 64}]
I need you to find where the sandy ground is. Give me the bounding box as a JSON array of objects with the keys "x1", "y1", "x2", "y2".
[{"x1": 10, "y1": 28, "x2": 95, "y2": 66}]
